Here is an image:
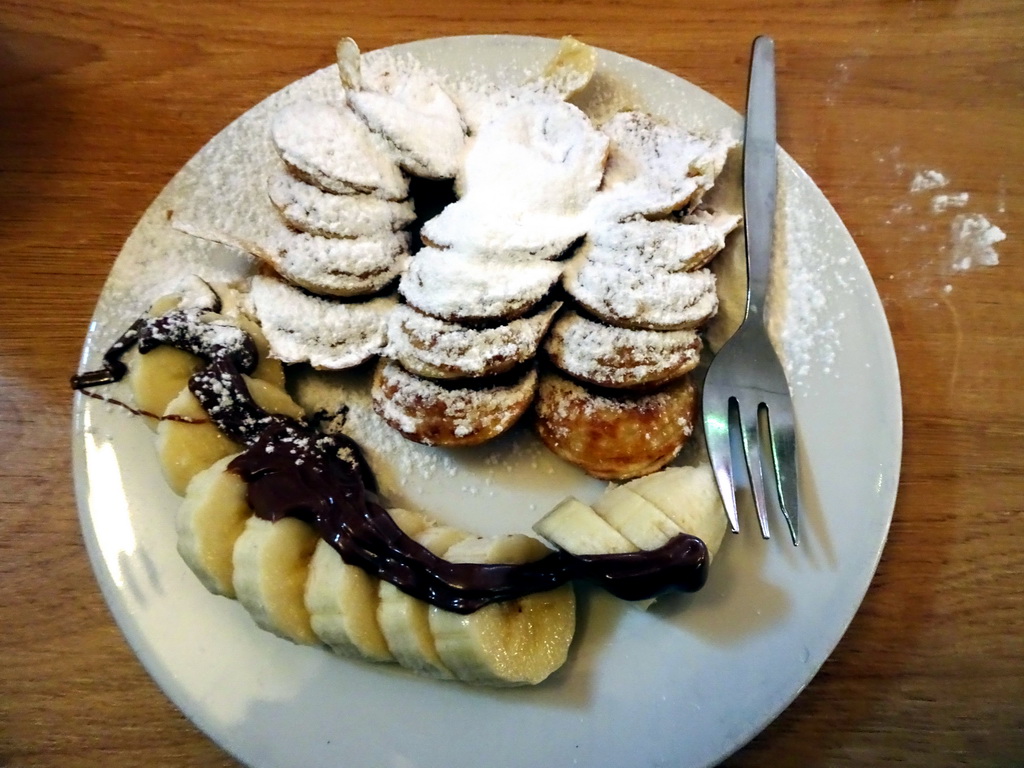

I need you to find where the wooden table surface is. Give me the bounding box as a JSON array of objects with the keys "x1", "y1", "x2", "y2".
[{"x1": 2, "y1": 0, "x2": 1022, "y2": 766}]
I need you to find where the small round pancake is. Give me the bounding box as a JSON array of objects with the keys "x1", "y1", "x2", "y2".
[
  {"x1": 420, "y1": 197, "x2": 586, "y2": 260},
  {"x1": 258, "y1": 229, "x2": 410, "y2": 298},
  {"x1": 248, "y1": 275, "x2": 395, "y2": 370},
  {"x1": 388, "y1": 302, "x2": 561, "y2": 380},
  {"x1": 563, "y1": 252, "x2": 718, "y2": 331},
  {"x1": 399, "y1": 247, "x2": 562, "y2": 322},
  {"x1": 591, "y1": 111, "x2": 735, "y2": 219},
  {"x1": 271, "y1": 100, "x2": 408, "y2": 200},
  {"x1": 371, "y1": 359, "x2": 538, "y2": 447},
  {"x1": 268, "y1": 167, "x2": 416, "y2": 237},
  {"x1": 347, "y1": 63, "x2": 467, "y2": 179},
  {"x1": 545, "y1": 310, "x2": 702, "y2": 388},
  {"x1": 533, "y1": 370, "x2": 697, "y2": 480},
  {"x1": 587, "y1": 212, "x2": 740, "y2": 274}
]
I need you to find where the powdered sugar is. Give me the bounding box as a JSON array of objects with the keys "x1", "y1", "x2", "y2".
[
  {"x1": 587, "y1": 213, "x2": 742, "y2": 272},
  {"x1": 752, "y1": 160, "x2": 860, "y2": 387},
  {"x1": 909, "y1": 169, "x2": 948, "y2": 192},
  {"x1": 399, "y1": 247, "x2": 563, "y2": 321},
  {"x1": 174, "y1": 216, "x2": 411, "y2": 298},
  {"x1": 881, "y1": 165, "x2": 1009, "y2": 294},
  {"x1": 564, "y1": 248, "x2": 719, "y2": 331},
  {"x1": 272, "y1": 100, "x2": 408, "y2": 199},
  {"x1": 458, "y1": 100, "x2": 608, "y2": 212},
  {"x1": 420, "y1": 198, "x2": 587, "y2": 260},
  {"x1": 346, "y1": 61, "x2": 468, "y2": 180},
  {"x1": 950, "y1": 213, "x2": 1005, "y2": 271},
  {"x1": 445, "y1": 66, "x2": 585, "y2": 135},
  {"x1": 930, "y1": 192, "x2": 969, "y2": 214},
  {"x1": 591, "y1": 111, "x2": 736, "y2": 220}
]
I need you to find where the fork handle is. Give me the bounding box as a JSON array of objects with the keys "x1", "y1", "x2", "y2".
[{"x1": 743, "y1": 36, "x2": 777, "y2": 322}]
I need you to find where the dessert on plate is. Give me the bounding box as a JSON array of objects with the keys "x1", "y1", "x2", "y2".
[{"x1": 72, "y1": 36, "x2": 738, "y2": 685}]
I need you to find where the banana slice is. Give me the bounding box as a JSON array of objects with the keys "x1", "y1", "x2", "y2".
[
  {"x1": 591, "y1": 485, "x2": 684, "y2": 550},
  {"x1": 156, "y1": 377, "x2": 305, "y2": 495},
  {"x1": 232, "y1": 516, "x2": 321, "y2": 645},
  {"x1": 129, "y1": 291, "x2": 212, "y2": 418},
  {"x1": 533, "y1": 497, "x2": 636, "y2": 555},
  {"x1": 128, "y1": 314, "x2": 283, "y2": 421},
  {"x1": 624, "y1": 464, "x2": 728, "y2": 560},
  {"x1": 129, "y1": 345, "x2": 204, "y2": 419},
  {"x1": 235, "y1": 316, "x2": 287, "y2": 389},
  {"x1": 377, "y1": 520, "x2": 470, "y2": 678},
  {"x1": 176, "y1": 453, "x2": 252, "y2": 597},
  {"x1": 429, "y1": 534, "x2": 576, "y2": 686},
  {"x1": 538, "y1": 36, "x2": 597, "y2": 99},
  {"x1": 305, "y1": 508, "x2": 430, "y2": 662}
]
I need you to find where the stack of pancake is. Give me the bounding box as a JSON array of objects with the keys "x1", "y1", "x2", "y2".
[{"x1": 214, "y1": 39, "x2": 742, "y2": 477}]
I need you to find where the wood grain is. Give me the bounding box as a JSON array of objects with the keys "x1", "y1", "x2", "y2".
[{"x1": 1, "y1": 0, "x2": 1022, "y2": 766}]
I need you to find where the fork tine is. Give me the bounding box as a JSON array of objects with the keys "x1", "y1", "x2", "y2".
[
  {"x1": 738, "y1": 401, "x2": 771, "y2": 539},
  {"x1": 766, "y1": 402, "x2": 800, "y2": 545},
  {"x1": 702, "y1": 391, "x2": 740, "y2": 534}
]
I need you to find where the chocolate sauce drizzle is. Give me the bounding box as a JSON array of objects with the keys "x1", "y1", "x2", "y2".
[
  {"x1": 70, "y1": 308, "x2": 258, "y2": 390},
  {"x1": 73, "y1": 309, "x2": 709, "y2": 614}
]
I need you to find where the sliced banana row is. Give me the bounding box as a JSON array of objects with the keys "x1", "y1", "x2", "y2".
[
  {"x1": 178, "y1": 459, "x2": 576, "y2": 686},
  {"x1": 176, "y1": 449, "x2": 723, "y2": 686},
  {"x1": 534, "y1": 463, "x2": 728, "y2": 563}
]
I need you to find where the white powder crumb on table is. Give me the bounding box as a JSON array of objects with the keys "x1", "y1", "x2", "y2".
[
  {"x1": 910, "y1": 170, "x2": 949, "y2": 193},
  {"x1": 931, "y1": 192, "x2": 969, "y2": 213},
  {"x1": 950, "y1": 213, "x2": 1006, "y2": 271}
]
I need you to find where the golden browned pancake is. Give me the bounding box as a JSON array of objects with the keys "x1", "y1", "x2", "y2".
[
  {"x1": 387, "y1": 302, "x2": 560, "y2": 380},
  {"x1": 544, "y1": 310, "x2": 701, "y2": 388},
  {"x1": 533, "y1": 370, "x2": 697, "y2": 480},
  {"x1": 371, "y1": 360, "x2": 538, "y2": 447}
]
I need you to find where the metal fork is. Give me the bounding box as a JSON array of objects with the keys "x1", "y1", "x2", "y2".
[{"x1": 702, "y1": 36, "x2": 799, "y2": 545}]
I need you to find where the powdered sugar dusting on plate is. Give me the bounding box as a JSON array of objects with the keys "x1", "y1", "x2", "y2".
[
  {"x1": 770, "y1": 161, "x2": 856, "y2": 387},
  {"x1": 703, "y1": 147, "x2": 856, "y2": 393}
]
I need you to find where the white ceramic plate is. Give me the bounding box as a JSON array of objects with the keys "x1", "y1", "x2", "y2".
[{"x1": 72, "y1": 36, "x2": 901, "y2": 768}]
